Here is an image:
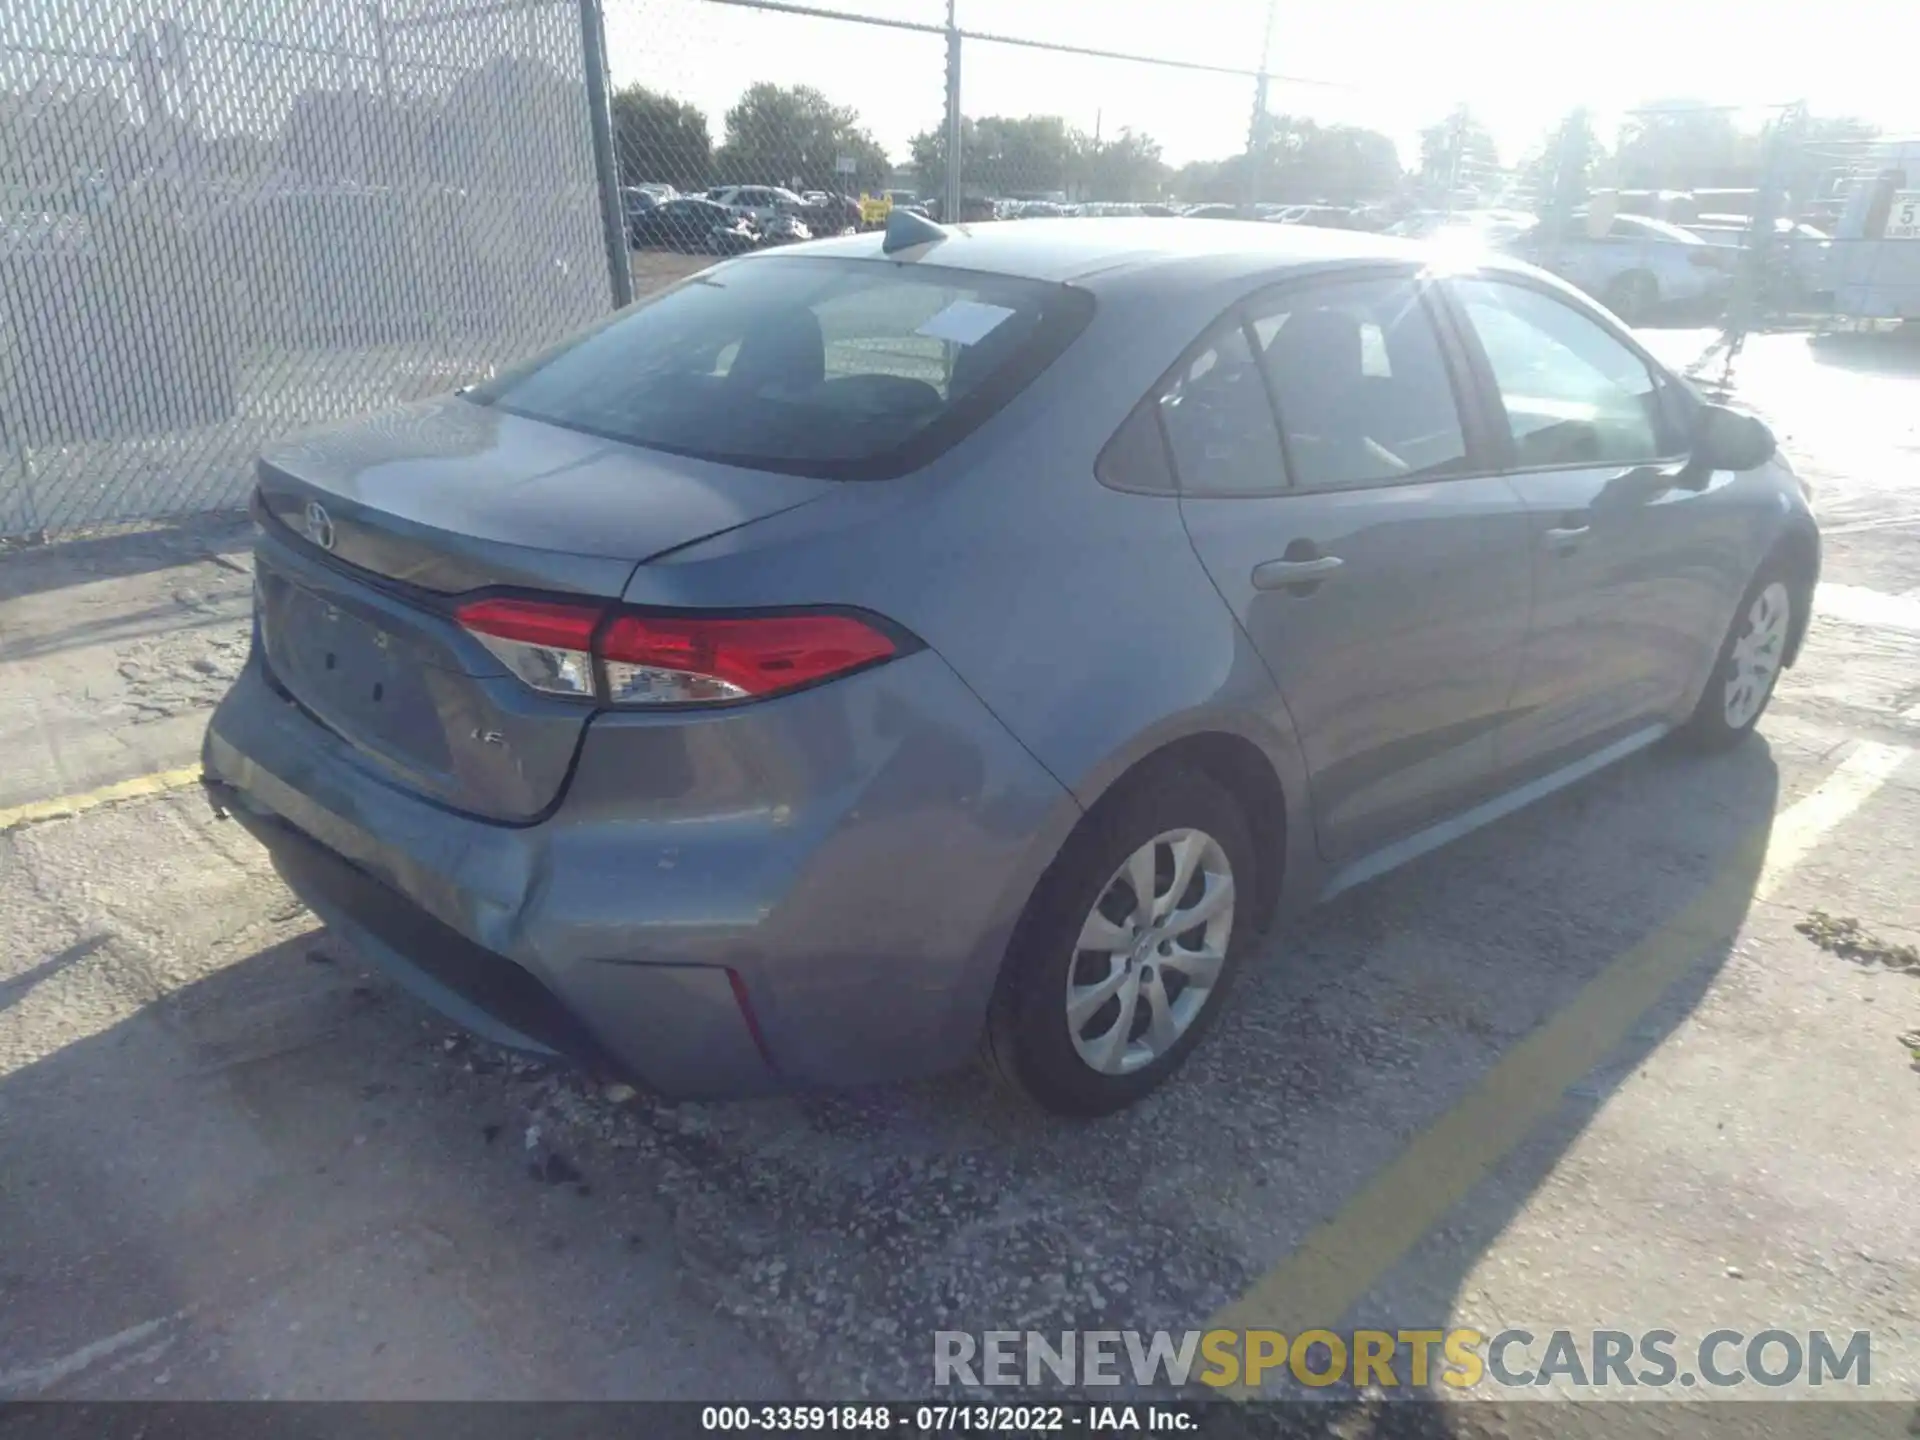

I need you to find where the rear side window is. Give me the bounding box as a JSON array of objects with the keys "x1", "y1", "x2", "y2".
[
  {"x1": 1155, "y1": 321, "x2": 1286, "y2": 495},
  {"x1": 1250, "y1": 276, "x2": 1470, "y2": 489},
  {"x1": 1096, "y1": 398, "x2": 1178, "y2": 494},
  {"x1": 468, "y1": 258, "x2": 1093, "y2": 480}
]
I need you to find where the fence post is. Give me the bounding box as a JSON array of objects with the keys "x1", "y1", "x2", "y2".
[
  {"x1": 1725, "y1": 102, "x2": 1801, "y2": 354},
  {"x1": 366, "y1": 1, "x2": 395, "y2": 105},
  {"x1": 578, "y1": 0, "x2": 633, "y2": 309},
  {"x1": 1243, "y1": 74, "x2": 1267, "y2": 210},
  {"x1": 943, "y1": 1, "x2": 963, "y2": 223}
]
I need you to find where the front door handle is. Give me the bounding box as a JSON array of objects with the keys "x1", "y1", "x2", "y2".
[
  {"x1": 1252, "y1": 554, "x2": 1344, "y2": 589},
  {"x1": 1544, "y1": 524, "x2": 1590, "y2": 549}
]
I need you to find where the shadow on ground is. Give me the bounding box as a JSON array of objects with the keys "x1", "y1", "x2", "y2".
[
  {"x1": 0, "y1": 919, "x2": 790, "y2": 1400},
  {"x1": 1806, "y1": 325, "x2": 1920, "y2": 378},
  {"x1": 0, "y1": 514, "x2": 252, "y2": 604}
]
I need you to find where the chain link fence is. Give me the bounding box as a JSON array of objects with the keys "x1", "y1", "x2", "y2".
[
  {"x1": 601, "y1": 0, "x2": 948, "y2": 306},
  {"x1": 2, "y1": 0, "x2": 611, "y2": 537}
]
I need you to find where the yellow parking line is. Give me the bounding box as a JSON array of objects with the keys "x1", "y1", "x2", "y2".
[
  {"x1": 0, "y1": 765, "x2": 203, "y2": 835},
  {"x1": 1205, "y1": 740, "x2": 1910, "y2": 1383}
]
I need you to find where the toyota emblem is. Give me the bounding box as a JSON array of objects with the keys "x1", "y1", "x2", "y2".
[{"x1": 303, "y1": 500, "x2": 335, "y2": 551}]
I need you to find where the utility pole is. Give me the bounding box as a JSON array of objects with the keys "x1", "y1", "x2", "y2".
[
  {"x1": 1242, "y1": 0, "x2": 1277, "y2": 212},
  {"x1": 943, "y1": 0, "x2": 963, "y2": 223},
  {"x1": 1443, "y1": 110, "x2": 1466, "y2": 215}
]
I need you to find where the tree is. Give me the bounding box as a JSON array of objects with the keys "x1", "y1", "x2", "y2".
[
  {"x1": 908, "y1": 114, "x2": 1172, "y2": 202},
  {"x1": 713, "y1": 83, "x2": 888, "y2": 194},
  {"x1": 1517, "y1": 108, "x2": 1606, "y2": 218},
  {"x1": 907, "y1": 116, "x2": 967, "y2": 202},
  {"x1": 1613, "y1": 99, "x2": 1749, "y2": 190},
  {"x1": 1171, "y1": 116, "x2": 1400, "y2": 204},
  {"x1": 1418, "y1": 106, "x2": 1499, "y2": 197},
  {"x1": 910, "y1": 114, "x2": 1081, "y2": 200},
  {"x1": 610, "y1": 85, "x2": 710, "y2": 191},
  {"x1": 1283, "y1": 120, "x2": 1400, "y2": 201},
  {"x1": 1075, "y1": 127, "x2": 1169, "y2": 201}
]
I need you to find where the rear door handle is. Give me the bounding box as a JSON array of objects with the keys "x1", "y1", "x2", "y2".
[
  {"x1": 1544, "y1": 524, "x2": 1590, "y2": 548},
  {"x1": 1252, "y1": 555, "x2": 1344, "y2": 589}
]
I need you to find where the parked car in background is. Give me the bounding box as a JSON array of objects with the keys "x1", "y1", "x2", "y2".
[
  {"x1": 630, "y1": 196, "x2": 752, "y2": 253},
  {"x1": 708, "y1": 185, "x2": 807, "y2": 224},
  {"x1": 1279, "y1": 205, "x2": 1357, "y2": 229},
  {"x1": 204, "y1": 218, "x2": 1814, "y2": 1116},
  {"x1": 1685, "y1": 215, "x2": 1833, "y2": 303},
  {"x1": 759, "y1": 213, "x2": 813, "y2": 245},
  {"x1": 1504, "y1": 212, "x2": 1734, "y2": 323},
  {"x1": 1387, "y1": 208, "x2": 1537, "y2": 246},
  {"x1": 620, "y1": 186, "x2": 665, "y2": 221},
  {"x1": 1182, "y1": 203, "x2": 1244, "y2": 220},
  {"x1": 800, "y1": 192, "x2": 862, "y2": 236}
]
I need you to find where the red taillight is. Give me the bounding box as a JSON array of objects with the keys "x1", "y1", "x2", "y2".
[
  {"x1": 599, "y1": 611, "x2": 896, "y2": 705},
  {"x1": 456, "y1": 597, "x2": 601, "y2": 698},
  {"x1": 455, "y1": 598, "x2": 898, "y2": 707}
]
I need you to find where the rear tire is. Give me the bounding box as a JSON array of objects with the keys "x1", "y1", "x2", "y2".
[
  {"x1": 1677, "y1": 561, "x2": 1798, "y2": 751},
  {"x1": 984, "y1": 767, "x2": 1256, "y2": 1117}
]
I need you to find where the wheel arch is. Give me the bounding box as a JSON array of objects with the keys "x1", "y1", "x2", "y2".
[{"x1": 1063, "y1": 720, "x2": 1304, "y2": 936}]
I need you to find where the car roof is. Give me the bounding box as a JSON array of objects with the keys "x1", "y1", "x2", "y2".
[{"x1": 763, "y1": 216, "x2": 1424, "y2": 290}]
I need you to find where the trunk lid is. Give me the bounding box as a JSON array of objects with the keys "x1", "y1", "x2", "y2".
[{"x1": 251, "y1": 396, "x2": 834, "y2": 821}]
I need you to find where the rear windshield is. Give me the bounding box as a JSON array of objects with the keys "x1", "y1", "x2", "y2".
[{"x1": 468, "y1": 257, "x2": 1093, "y2": 480}]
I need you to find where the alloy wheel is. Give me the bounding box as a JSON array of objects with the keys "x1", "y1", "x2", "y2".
[
  {"x1": 1723, "y1": 580, "x2": 1791, "y2": 729},
  {"x1": 1065, "y1": 828, "x2": 1235, "y2": 1076}
]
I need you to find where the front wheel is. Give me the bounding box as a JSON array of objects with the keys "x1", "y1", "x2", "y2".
[
  {"x1": 1678, "y1": 566, "x2": 1798, "y2": 750},
  {"x1": 984, "y1": 767, "x2": 1256, "y2": 1116}
]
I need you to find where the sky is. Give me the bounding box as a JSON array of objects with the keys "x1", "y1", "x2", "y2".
[{"x1": 603, "y1": 0, "x2": 1920, "y2": 172}]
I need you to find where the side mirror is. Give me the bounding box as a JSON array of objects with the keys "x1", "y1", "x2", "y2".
[{"x1": 1692, "y1": 403, "x2": 1776, "y2": 473}]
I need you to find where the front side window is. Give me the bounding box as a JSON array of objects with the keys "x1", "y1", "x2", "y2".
[
  {"x1": 1250, "y1": 276, "x2": 1471, "y2": 489},
  {"x1": 469, "y1": 257, "x2": 1093, "y2": 479},
  {"x1": 1452, "y1": 278, "x2": 1672, "y2": 467}
]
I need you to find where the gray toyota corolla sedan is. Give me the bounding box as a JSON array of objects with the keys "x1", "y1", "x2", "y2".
[{"x1": 203, "y1": 216, "x2": 1818, "y2": 1115}]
